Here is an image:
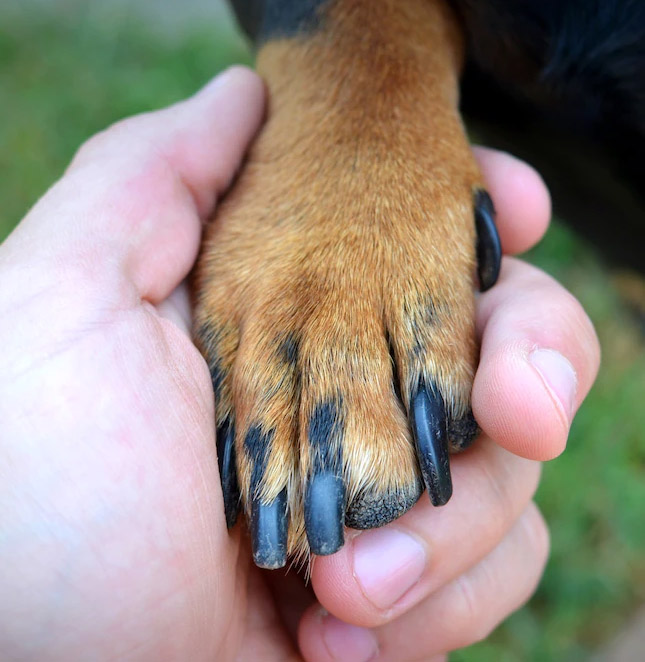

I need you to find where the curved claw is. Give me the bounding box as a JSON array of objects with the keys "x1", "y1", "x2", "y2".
[
  {"x1": 216, "y1": 419, "x2": 240, "y2": 529},
  {"x1": 305, "y1": 472, "x2": 345, "y2": 555},
  {"x1": 475, "y1": 189, "x2": 502, "y2": 292},
  {"x1": 410, "y1": 382, "x2": 452, "y2": 506},
  {"x1": 251, "y1": 489, "x2": 288, "y2": 569}
]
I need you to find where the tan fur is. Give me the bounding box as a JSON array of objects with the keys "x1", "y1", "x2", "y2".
[{"x1": 194, "y1": 0, "x2": 485, "y2": 562}]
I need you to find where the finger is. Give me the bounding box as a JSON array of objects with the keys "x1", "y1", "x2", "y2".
[
  {"x1": 372, "y1": 503, "x2": 549, "y2": 659},
  {"x1": 473, "y1": 257, "x2": 601, "y2": 460},
  {"x1": 308, "y1": 438, "x2": 540, "y2": 628},
  {"x1": 299, "y1": 610, "x2": 382, "y2": 662},
  {"x1": 300, "y1": 504, "x2": 547, "y2": 662},
  {"x1": 473, "y1": 146, "x2": 551, "y2": 255},
  {"x1": 8, "y1": 66, "x2": 265, "y2": 303}
]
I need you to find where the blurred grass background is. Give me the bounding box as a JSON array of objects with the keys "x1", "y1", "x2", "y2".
[{"x1": 1, "y1": 2, "x2": 643, "y2": 660}]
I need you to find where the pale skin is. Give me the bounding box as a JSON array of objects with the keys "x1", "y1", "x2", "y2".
[{"x1": 0, "y1": 67, "x2": 600, "y2": 661}]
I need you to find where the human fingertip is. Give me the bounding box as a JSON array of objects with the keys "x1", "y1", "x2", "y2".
[
  {"x1": 472, "y1": 147, "x2": 551, "y2": 254},
  {"x1": 352, "y1": 527, "x2": 426, "y2": 610},
  {"x1": 197, "y1": 65, "x2": 264, "y2": 98},
  {"x1": 161, "y1": 64, "x2": 266, "y2": 219},
  {"x1": 300, "y1": 608, "x2": 379, "y2": 662},
  {"x1": 473, "y1": 341, "x2": 571, "y2": 461},
  {"x1": 323, "y1": 614, "x2": 378, "y2": 662}
]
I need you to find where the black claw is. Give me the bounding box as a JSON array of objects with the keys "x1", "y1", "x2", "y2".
[
  {"x1": 475, "y1": 189, "x2": 502, "y2": 292},
  {"x1": 216, "y1": 419, "x2": 240, "y2": 528},
  {"x1": 305, "y1": 472, "x2": 345, "y2": 555},
  {"x1": 305, "y1": 398, "x2": 346, "y2": 554},
  {"x1": 251, "y1": 488, "x2": 288, "y2": 569},
  {"x1": 410, "y1": 382, "x2": 452, "y2": 506},
  {"x1": 244, "y1": 426, "x2": 287, "y2": 568}
]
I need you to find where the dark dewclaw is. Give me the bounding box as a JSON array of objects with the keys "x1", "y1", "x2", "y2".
[
  {"x1": 304, "y1": 399, "x2": 345, "y2": 555},
  {"x1": 474, "y1": 189, "x2": 502, "y2": 291},
  {"x1": 244, "y1": 425, "x2": 289, "y2": 568},
  {"x1": 217, "y1": 419, "x2": 241, "y2": 529},
  {"x1": 410, "y1": 382, "x2": 453, "y2": 507}
]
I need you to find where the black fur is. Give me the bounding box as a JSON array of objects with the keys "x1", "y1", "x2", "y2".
[
  {"x1": 276, "y1": 331, "x2": 300, "y2": 369},
  {"x1": 244, "y1": 424, "x2": 274, "y2": 488},
  {"x1": 307, "y1": 399, "x2": 344, "y2": 474},
  {"x1": 229, "y1": 0, "x2": 327, "y2": 41},
  {"x1": 451, "y1": 0, "x2": 645, "y2": 272}
]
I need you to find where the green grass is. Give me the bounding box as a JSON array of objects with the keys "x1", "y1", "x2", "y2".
[{"x1": 2, "y1": 5, "x2": 644, "y2": 660}]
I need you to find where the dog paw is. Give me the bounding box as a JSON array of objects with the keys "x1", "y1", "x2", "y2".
[
  {"x1": 193, "y1": 132, "x2": 500, "y2": 568},
  {"x1": 193, "y1": 0, "x2": 503, "y2": 567}
]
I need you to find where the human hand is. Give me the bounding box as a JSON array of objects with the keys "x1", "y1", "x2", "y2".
[{"x1": 0, "y1": 67, "x2": 599, "y2": 661}]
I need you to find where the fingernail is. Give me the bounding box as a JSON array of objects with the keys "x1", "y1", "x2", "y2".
[
  {"x1": 321, "y1": 612, "x2": 379, "y2": 662},
  {"x1": 353, "y1": 528, "x2": 426, "y2": 609},
  {"x1": 529, "y1": 348, "x2": 578, "y2": 420}
]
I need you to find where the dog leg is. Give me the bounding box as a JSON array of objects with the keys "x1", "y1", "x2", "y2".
[{"x1": 194, "y1": 0, "x2": 500, "y2": 568}]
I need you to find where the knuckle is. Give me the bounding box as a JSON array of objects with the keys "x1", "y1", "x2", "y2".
[
  {"x1": 71, "y1": 115, "x2": 173, "y2": 186},
  {"x1": 521, "y1": 503, "x2": 551, "y2": 573},
  {"x1": 447, "y1": 574, "x2": 495, "y2": 647},
  {"x1": 72, "y1": 118, "x2": 133, "y2": 165},
  {"x1": 438, "y1": 504, "x2": 549, "y2": 652},
  {"x1": 469, "y1": 445, "x2": 540, "y2": 541}
]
